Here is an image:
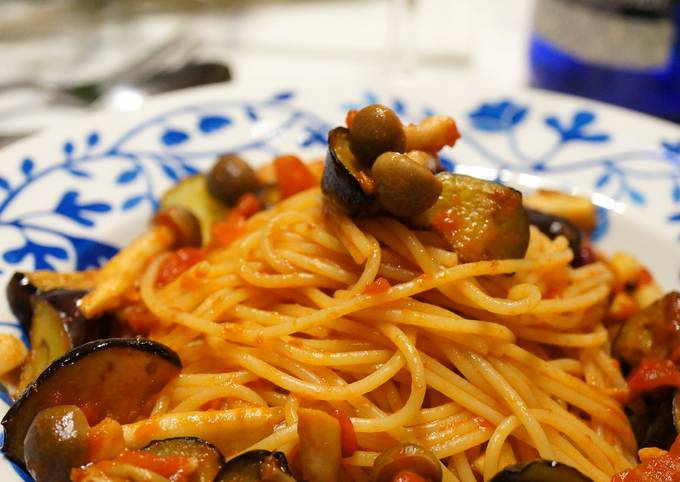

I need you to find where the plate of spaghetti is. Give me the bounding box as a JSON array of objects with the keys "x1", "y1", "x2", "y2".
[{"x1": 0, "y1": 80, "x2": 679, "y2": 482}]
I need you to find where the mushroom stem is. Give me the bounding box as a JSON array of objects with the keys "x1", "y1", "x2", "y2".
[{"x1": 79, "y1": 224, "x2": 175, "y2": 319}]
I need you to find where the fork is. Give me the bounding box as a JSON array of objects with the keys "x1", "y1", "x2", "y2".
[{"x1": 0, "y1": 31, "x2": 200, "y2": 107}]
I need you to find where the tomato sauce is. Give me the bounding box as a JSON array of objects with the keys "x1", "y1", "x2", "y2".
[
  {"x1": 627, "y1": 358, "x2": 680, "y2": 395},
  {"x1": 364, "y1": 277, "x2": 391, "y2": 295},
  {"x1": 330, "y1": 409, "x2": 359, "y2": 457},
  {"x1": 212, "y1": 192, "x2": 263, "y2": 247},
  {"x1": 156, "y1": 247, "x2": 204, "y2": 288}
]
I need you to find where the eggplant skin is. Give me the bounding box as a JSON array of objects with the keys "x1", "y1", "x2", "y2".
[
  {"x1": 526, "y1": 209, "x2": 583, "y2": 267},
  {"x1": 627, "y1": 388, "x2": 679, "y2": 451},
  {"x1": 489, "y1": 459, "x2": 593, "y2": 482},
  {"x1": 39, "y1": 289, "x2": 112, "y2": 348},
  {"x1": 17, "y1": 290, "x2": 115, "y2": 393},
  {"x1": 6, "y1": 271, "x2": 99, "y2": 330},
  {"x1": 612, "y1": 291, "x2": 680, "y2": 371},
  {"x1": 214, "y1": 449, "x2": 296, "y2": 482},
  {"x1": 2, "y1": 337, "x2": 181, "y2": 468},
  {"x1": 143, "y1": 437, "x2": 224, "y2": 482},
  {"x1": 6, "y1": 273, "x2": 37, "y2": 329},
  {"x1": 321, "y1": 127, "x2": 374, "y2": 216}
]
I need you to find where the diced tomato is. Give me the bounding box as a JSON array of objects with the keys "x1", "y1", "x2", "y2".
[
  {"x1": 88, "y1": 418, "x2": 125, "y2": 462},
  {"x1": 274, "y1": 155, "x2": 318, "y2": 198},
  {"x1": 627, "y1": 358, "x2": 680, "y2": 395},
  {"x1": 212, "y1": 212, "x2": 246, "y2": 247},
  {"x1": 363, "y1": 277, "x2": 392, "y2": 295},
  {"x1": 393, "y1": 470, "x2": 428, "y2": 482},
  {"x1": 211, "y1": 193, "x2": 263, "y2": 247},
  {"x1": 234, "y1": 192, "x2": 262, "y2": 218},
  {"x1": 611, "y1": 451, "x2": 680, "y2": 482},
  {"x1": 330, "y1": 409, "x2": 359, "y2": 457},
  {"x1": 670, "y1": 435, "x2": 680, "y2": 455},
  {"x1": 116, "y1": 450, "x2": 195, "y2": 481},
  {"x1": 346, "y1": 109, "x2": 358, "y2": 129},
  {"x1": 116, "y1": 303, "x2": 158, "y2": 335},
  {"x1": 156, "y1": 247, "x2": 204, "y2": 287}
]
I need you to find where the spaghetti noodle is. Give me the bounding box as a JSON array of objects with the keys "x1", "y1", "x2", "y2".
[{"x1": 119, "y1": 188, "x2": 634, "y2": 482}]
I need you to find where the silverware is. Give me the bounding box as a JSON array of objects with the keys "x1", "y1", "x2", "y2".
[
  {"x1": 0, "y1": 32, "x2": 201, "y2": 107},
  {"x1": 0, "y1": 60, "x2": 231, "y2": 148},
  {"x1": 92, "y1": 61, "x2": 231, "y2": 109}
]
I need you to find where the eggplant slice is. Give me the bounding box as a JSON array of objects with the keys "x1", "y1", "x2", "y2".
[
  {"x1": 489, "y1": 460, "x2": 593, "y2": 482},
  {"x1": 214, "y1": 450, "x2": 296, "y2": 482},
  {"x1": 321, "y1": 127, "x2": 375, "y2": 216},
  {"x1": 612, "y1": 291, "x2": 680, "y2": 371},
  {"x1": 2, "y1": 337, "x2": 181, "y2": 467},
  {"x1": 526, "y1": 209, "x2": 584, "y2": 267},
  {"x1": 143, "y1": 437, "x2": 224, "y2": 482},
  {"x1": 627, "y1": 388, "x2": 680, "y2": 451},
  {"x1": 15, "y1": 289, "x2": 115, "y2": 392},
  {"x1": 6, "y1": 271, "x2": 98, "y2": 329}
]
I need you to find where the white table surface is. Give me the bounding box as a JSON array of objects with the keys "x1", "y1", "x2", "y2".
[{"x1": 0, "y1": 0, "x2": 535, "y2": 136}]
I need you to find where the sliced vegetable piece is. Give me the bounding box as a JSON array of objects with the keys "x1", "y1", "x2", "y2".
[
  {"x1": 410, "y1": 173, "x2": 529, "y2": 262},
  {"x1": 372, "y1": 152, "x2": 442, "y2": 217},
  {"x1": 322, "y1": 127, "x2": 376, "y2": 216},
  {"x1": 2, "y1": 337, "x2": 181, "y2": 467},
  {"x1": 523, "y1": 190, "x2": 596, "y2": 232},
  {"x1": 489, "y1": 460, "x2": 592, "y2": 482},
  {"x1": 6, "y1": 271, "x2": 98, "y2": 328},
  {"x1": 371, "y1": 443, "x2": 442, "y2": 482},
  {"x1": 298, "y1": 408, "x2": 342, "y2": 482},
  {"x1": 18, "y1": 297, "x2": 70, "y2": 393},
  {"x1": 612, "y1": 291, "x2": 680, "y2": 370},
  {"x1": 160, "y1": 174, "x2": 227, "y2": 245},
  {"x1": 143, "y1": 437, "x2": 224, "y2": 482},
  {"x1": 214, "y1": 449, "x2": 297, "y2": 482},
  {"x1": 123, "y1": 407, "x2": 285, "y2": 457},
  {"x1": 23, "y1": 405, "x2": 90, "y2": 482},
  {"x1": 17, "y1": 290, "x2": 114, "y2": 392},
  {"x1": 526, "y1": 209, "x2": 584, "y2": 267},
  {"x1": 42, "y1": 289, "x2": 113, "y2": 348},
  {"x1": 348, "y1": 104, "x2": 406, "y2": 166},
  {"x1": 628, "y1": 388, "x2": 680, "y2": 450}
]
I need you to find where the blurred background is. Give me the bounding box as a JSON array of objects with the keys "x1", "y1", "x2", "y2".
[{"x1": 0, "y1": 0, "x2": 677, "y2": 145}]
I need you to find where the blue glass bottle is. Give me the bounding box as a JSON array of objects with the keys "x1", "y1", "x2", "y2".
[{"x1": 530, "y1": 0, "x2": 680, "y2": 122}]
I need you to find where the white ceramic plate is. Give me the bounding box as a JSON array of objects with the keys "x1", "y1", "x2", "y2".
[{"x1": 1, "y1": 79, "x2": 679, "y2": 480}]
